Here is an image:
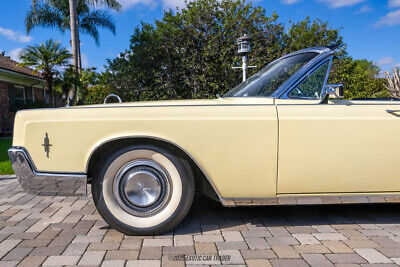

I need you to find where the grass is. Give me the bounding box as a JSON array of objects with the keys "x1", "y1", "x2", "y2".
[{"x1": 0, "y1": 138, "x2": 13, "y2": 175}]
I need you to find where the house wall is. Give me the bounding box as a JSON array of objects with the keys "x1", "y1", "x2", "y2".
[
  {"x1": 0, "y1": 79, "x2": 64, "y2": 135},
  {"x1": 0, "y1": 68, "x2": 51, "y2": 134},
  {"x1": 0, "y1": 81, "x2": 14, "y2": 134},
  {"x1": 33, "y1": 87, "x2": 44, "y2": 101}
]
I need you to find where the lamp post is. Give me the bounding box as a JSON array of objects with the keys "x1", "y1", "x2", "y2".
[{"x1": 232, "y1": 34, "x2": 257, "y2": 82}]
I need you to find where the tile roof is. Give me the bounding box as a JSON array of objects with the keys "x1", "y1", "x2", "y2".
[{"x1": 0, "y1": 54, "x2": 44, "y2": 79}]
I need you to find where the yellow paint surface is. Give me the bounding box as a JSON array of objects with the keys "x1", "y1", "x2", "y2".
[
  {"x1": 276, "y1": 99, "x2": 400, "y2": 194},
  {"x1": 14, "y1": 97, "x2": 400, "y2": 198},
  {"x1": 13, "y1": 98, "x2": 278, "y2": 198}
]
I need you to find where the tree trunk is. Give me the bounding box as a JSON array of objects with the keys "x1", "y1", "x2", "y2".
[
  {"x1": 385, "y1": 69, "x2": 400, "y2": 98},
  {"x1": 68, "y1": 0, "x2": 79, "y2": 105},
  {"x1": 75, "y1": 15, "x2": 82, "y2": 103},
  {"x1": 44, "y1": 74, "x2": 55, "y2": 107},
  {"x1": 76, "y1": 10, "x2": 82, "y2": 71}
]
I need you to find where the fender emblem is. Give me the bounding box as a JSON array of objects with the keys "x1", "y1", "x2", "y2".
[{"x1": 42, "y1": 132, "x2": 52, "y2": 158}]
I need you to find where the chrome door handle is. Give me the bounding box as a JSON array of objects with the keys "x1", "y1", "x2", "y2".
[{"x1": 387, "y1": 110, "x2": 400, "y2": 117}]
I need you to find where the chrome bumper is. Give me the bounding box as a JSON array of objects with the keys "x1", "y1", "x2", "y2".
[{"x1": 8, "y1": 148, "x2": 87, "y2": 196}]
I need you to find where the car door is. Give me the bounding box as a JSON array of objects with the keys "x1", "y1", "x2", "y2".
[{"x1": 276, "y1": 60, "x2": 400, "y2": 194}]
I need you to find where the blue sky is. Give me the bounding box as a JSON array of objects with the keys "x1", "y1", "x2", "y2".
[{"x1": 0, "y1": 0, "x2": 399, "y2": 72}]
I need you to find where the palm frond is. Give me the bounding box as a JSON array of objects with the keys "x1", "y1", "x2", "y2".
[
  {"x1": 85, "y1": 0, "x2": 122, "y2": 11},
  {"x1": 80, "y1": 22, "x2": 100, "y2": 45},
  {"x1": 76, "y1": 0, "x2": 91, "y2": 16},
  {"x1": 32, "y1": 0, "x2": 37, "y2": 11},
  {"x1": 18, "y1": 39, "x2": 72, "y2": 74},
  {"x1": 26, "y1": 0, "x2": 117, "y2": 45},
  {"x1": 25, "y1": 1, "x2": 64, "y2": 34},
  {"x1": 80, "y1": 9, "x2": 116, "y2": 44}
]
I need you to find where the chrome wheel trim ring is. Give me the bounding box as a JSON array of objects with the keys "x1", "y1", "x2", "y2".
[{"x1": 113, "y1": 159, "x2": 172, "y2": 217}]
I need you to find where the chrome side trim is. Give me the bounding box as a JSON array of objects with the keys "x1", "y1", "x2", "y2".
[
  {"x1": 221, "y1": 195, "x2": 400, "y2": 207},
  {"x1": 59, "y1": 103, "x2": 275, "y2": 110},
  {"x1": 8, "y1": 148, "x2": 87, "y2": 196}
]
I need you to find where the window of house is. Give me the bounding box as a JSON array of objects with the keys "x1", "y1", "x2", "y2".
[{"x1": 14, "y1": 86, "x2": 25, "y2": 102}]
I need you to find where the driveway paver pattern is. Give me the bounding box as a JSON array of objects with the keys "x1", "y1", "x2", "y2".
[{"x1": 1, "y1": 175, "x2": 400, "y2": 266}]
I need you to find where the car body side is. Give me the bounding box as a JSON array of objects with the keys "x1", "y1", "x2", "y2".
[
  {"x1": 276, "y1": 98, "x2": 400, "y2": 195},
  {"x1": 11, "y1": 46, "x2": 400, "y2": 204},
  {"x1": 12, "y1": 97, "x2": 278, "y2": 199},
  {"x1": 12, "y1": 97, "x2": 400, "y2": 201}
]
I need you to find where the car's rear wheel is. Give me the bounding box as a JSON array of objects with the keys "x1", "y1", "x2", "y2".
[{"x1": 92, "y1": 144, "x2": 195, "y2": 235}]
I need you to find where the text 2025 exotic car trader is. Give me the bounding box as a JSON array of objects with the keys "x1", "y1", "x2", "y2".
[{"x1": 8, "y1": 47, "x2": 400, "y2": 235}]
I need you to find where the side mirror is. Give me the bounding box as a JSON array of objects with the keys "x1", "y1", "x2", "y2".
[{"x1": 320, "y1": 84, "x2": 344, "y2": 103}]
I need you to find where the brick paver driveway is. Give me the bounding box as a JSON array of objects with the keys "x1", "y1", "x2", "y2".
[{"x1": 1, "y1": 176, "x2": 400, "y2": 266}]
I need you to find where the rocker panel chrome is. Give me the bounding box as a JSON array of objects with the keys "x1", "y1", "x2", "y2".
[
  {"x1": 221, "y1": 195, "x2": 400, "y2": 207},
  {"x1": 8, "y1": 147, "x2": 87, "y2": 196}
]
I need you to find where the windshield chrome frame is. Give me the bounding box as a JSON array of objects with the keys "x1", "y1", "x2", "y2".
[
  {"x1": 263, "y1": 47, "x2": 335, "y2": 99},
  {"x1": 223, "y1": 47, "x2": 335, "y2": 99}
]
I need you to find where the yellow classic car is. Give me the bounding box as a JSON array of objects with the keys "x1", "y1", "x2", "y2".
[{"x1": 8, "y1": 47, "x2": 400, "y2": 235}]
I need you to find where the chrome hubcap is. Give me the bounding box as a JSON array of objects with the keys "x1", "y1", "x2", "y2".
[
  {"x1": 113, "y1": 159, "x2": 171, "y2": 217},
  {"x1": 123, "y1": 170, "x2": 161, "y2": 207}
]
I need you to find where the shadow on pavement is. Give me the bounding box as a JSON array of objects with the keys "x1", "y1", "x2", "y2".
[{"x1": 173, "y1": 195, "x2": 400, "y2": 235}]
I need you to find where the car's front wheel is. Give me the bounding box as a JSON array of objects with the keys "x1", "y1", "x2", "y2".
[{"x1": 92, "y1": 144, "x2": 195, "y2": 235}]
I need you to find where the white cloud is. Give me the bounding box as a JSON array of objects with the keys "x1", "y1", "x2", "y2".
[
  {"x1": 117, "y1": 0, "x2": 156, "y2": 9},
  {"x1": 9, "y1": 48, "x2": 23, "y2": 62},
  {"x1": 389, "y1": 0, "x2": 400, "y2": 8},
  {"x1": 317, "y1": 0, "x2": 366, "y2": 8},
  {"x1": 118, "y1": 0, "x2": 188, "y2": 10},
  {"x1": 377, "y1": 57, "x2": 400, "y2": 72},
  {"x1": 0, "y1": 27, "x2": 32, "y2": 43},
  {"x1": 355, "y1": 5, "x2": 373, "y2": 14},
  {"x1": 377, "y1": 56, "x2": 395, "y2": 66},
  {"x1": 162, "y1": 0, "x2": 186, "y2": 8},
  {"x1": 281, "y1": 0, "x2": 301, "y2": 4},
  {"x1": 375, "y1": 9, "x2": 400, "y2": 27}
]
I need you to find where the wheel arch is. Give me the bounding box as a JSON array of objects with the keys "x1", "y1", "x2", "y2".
[{"x1": 86, "y1": 136, "x2": 221, "y2": 202}]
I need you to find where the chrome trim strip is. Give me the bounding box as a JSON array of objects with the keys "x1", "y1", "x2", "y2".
[
  {"x1": 221, "y1": 195, "x2": 400, "y2": 207},
  {"x1": 11, "y1": 146, "x2": 86, "y2": 175},
  {"x1": 58, "y1": 103, "x2": 275, "y2": 110},
  {"x1": 16, "y1": 104, "x2": 276, "y2": 112},
  {"x1": 273, "y1": 103, "x2": 400, "y2": 106},
  {"x1": 8, "y1": 148, "x2": 87, "y2": 196}
]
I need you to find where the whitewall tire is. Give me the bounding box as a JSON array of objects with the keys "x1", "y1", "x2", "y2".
[{"x1": 92, "y1": 144, "x2": 195, "y2": 235}]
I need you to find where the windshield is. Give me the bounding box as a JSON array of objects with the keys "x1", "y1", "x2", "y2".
[{"x1": 224, "y1": 52, "x2": 318, "y2": 97}]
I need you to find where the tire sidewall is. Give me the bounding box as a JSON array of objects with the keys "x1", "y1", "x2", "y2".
[{"x1": 92, "y1": 144, "x2": 194, "y2": 235}]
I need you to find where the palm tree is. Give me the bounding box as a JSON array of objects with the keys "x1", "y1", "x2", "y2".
[
  {"x1": 18, "y1": 39, "x2": 72, "y2": 107},
  {"x1": 26, "y1": 0, "x2": 120, "y2": 61},
  {"x1": 69, "y1": 0, "x2": 79, "y2": 71},
  {"x1": 30, "y1": 0, "x2": 121, "y2": 69},
  {"x1": 28, "y1": 0, "x2": 121, "y2": 103}
]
